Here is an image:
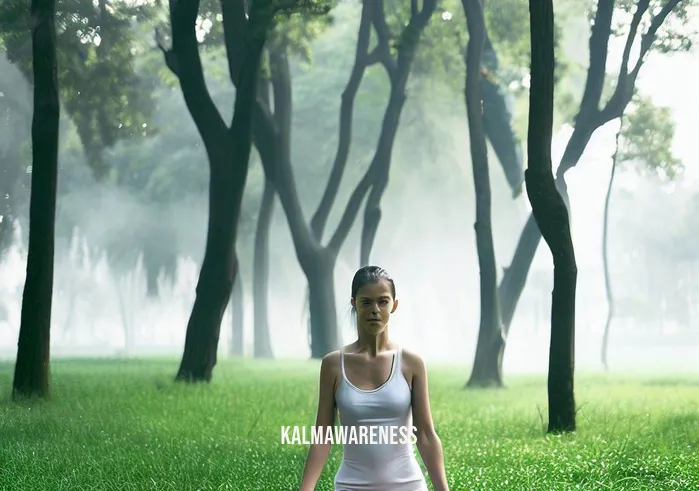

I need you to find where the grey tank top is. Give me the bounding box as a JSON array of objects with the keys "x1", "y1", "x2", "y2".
[{"x1": 334, "y1": 346, "x2": 427, "y2": 491}]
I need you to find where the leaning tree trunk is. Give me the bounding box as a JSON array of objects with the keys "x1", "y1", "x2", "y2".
[
  {"x1": 229, "y1": 271, "x2": 244, "y2": 356},
  {"x1": 601, "y1": 115, "x2": 623, "y2": 371},
  {"x1": 176, "y1": 146, "x2": 249, "y2": 381},
  {"x1": 253, "y1": 178, "x2": 275, "y2": 358},
  {"x1": 12, "y1": 0, "x2": 59, "y2": 400},
  {"x1": 462, "y1": 0, "x2": 505, "y2": 389},
  {"x1": 527, "y1": 0, "x2": 577, "y2": 433}
]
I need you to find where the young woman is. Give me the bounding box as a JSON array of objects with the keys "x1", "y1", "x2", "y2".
[{"x1": 299, "y1": 266, "x2": 449, "y2": 491}]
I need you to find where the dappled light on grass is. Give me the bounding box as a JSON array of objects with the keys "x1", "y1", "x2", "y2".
[{"x1": 0, "y1": 360, "x2": 698, "y2": 490}]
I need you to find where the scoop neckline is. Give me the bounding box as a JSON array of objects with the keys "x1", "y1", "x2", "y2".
[{"x1": 341, "y1": 347, "x2": 399, "y2": 393}]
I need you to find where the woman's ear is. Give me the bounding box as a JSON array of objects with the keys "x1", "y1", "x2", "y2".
[
  {"x1": 350, "y1": 297, "x2": 356, "y2": 308},
  {"x1": 391, "y1": 299, "x2": 399, "y2": 313}
]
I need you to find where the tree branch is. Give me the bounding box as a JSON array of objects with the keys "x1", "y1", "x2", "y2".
[
  {"x1": 326, "y1": 169, "x2": 374, "y2": 257},
  {"x1": 309, "y1": 0, "x2": 374, "y2": 240},
  {"x1": 160, "y1": 0, "x2": 228, "y2": 153},
  {"x1": 574, "y1": 0, "x2": 615, "y2": 125},
  {"x1": 597, "y1": 0, "x2": 682, "y2": 125},
  {"x1": 372, "y1": 0, "x2": 398, "y2": 77},
  {"x1": 266, "y1": 43, "x2": 316, "y2": 260},
  {"x1": 220, "y1": 0, "x2": 248, "y2": 87}
]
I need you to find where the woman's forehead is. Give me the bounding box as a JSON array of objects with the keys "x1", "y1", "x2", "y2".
[{"x1": 356, "y1": 281, "x2": 393, "y2": 297}]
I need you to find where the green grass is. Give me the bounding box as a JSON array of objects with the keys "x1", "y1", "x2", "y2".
[{"x1": 0, "y1": 358, "x2": 698, "y2": 490}]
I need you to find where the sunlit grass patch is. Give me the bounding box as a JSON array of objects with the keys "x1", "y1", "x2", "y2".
[{"x1": 0, "y1": 358, "x2": 697, "y2": 490}]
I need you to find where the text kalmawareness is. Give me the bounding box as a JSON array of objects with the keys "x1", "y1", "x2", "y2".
[{"x1": 281, "y1": 425, "x2": 417, "y2": 445}]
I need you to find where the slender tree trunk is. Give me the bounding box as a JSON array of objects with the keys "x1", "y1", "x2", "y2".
[
  {"x1": 307, "y1": 253, "x2": 340, "y2": 359},
  {"x1": 12, "y1": 0, "x2": 59, "y2": 399},
  {"x1": 601, "y1": 115, "x2": 623, "y2": 371},
  {"x1": 229, "y1": 271, "x2": 244, "y2": 356},
  {"x1": 462, "y1": 0, "x2": 505, "y2": 388},
  {"x1": 527, "y1": 0, "x2": 577, "y2": 433},
  {"x1": 253, "y1": 178, "x2": 275, "y2": 358}
]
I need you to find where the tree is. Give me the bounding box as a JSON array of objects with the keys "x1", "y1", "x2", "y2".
[
  {"x1": 461, "y1": 0, "x2": 505, "y2": 388},
  {"x1": 485, "y1": 0, "x2": 693, "y2": 382},
  {"x1": 158, "y1": 0, "x2": 284, "y2": 382},
  {"x1": 252, "y1": 177, "x2": 275, "y2": 358},
  {"x1": 356, "y1": 0, "x2": 438, "y2": 266},
  {"x1": 249, "y1": 0, "x2": 435, "y2": 358},
  {"x1": 601, "y1": 94, "x2": 683, "y2": 370},
  {"x1": 12, "y1": 0, "x2": 60, "y2": 399},
  {"x1": 0, "y1": 0, "x2": 157, "y2": 181},
  {"x1": 526, "y1": 0, "x2": 577, "y2": 433}
]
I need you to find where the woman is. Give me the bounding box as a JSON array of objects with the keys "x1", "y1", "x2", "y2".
[{"x1": 299, "y1": 266, "x2": 449, "y2": 491}]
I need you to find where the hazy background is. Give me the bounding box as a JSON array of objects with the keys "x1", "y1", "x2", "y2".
[{"x1": 1, "y1": 1, "x2": 697, "y2": 374}]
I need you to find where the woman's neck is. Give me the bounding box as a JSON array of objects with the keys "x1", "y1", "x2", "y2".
[{"x1": 355, "y1": 330, "x2": 392, "y2": 357}]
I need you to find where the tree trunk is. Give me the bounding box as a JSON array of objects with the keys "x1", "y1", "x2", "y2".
[
  {"x1": 497, "y1": 123, "x2": 591, "y2": 336},
  {"x1": 12, "y1": 0, "x2": 59, "y2": 400},
  {"x1": 253, "y1": 178, "x2": 275, "y2": 358},
  {"x1": 307, "y1": 253, "x2": 340, "y2": 359},
  {"x1": 601, "y1": 115, "x2": 623, "y2": 371},
  {"x1": 462, "y1": 0, "x2": 505, "y2": 388},
  {"x1": 166, "y1": 0, "x2": 268, "y2": 382},
  {"x1": 229, "y1": 271, "x2": 244, "y2": 356},
  {"x1": 527, "y1": 0, "x2": 577, "y2": 433},
  {"x1": 176, "y1": 148, "x2": 248, "y2": 381}
]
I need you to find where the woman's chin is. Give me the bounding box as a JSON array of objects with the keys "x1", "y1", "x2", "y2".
[{"x1": 362, "y1": 324, "x2": 386, "y2": 336}]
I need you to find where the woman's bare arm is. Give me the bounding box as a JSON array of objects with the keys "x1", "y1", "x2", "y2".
[
  {"x1": 408, "y1": 351, "x2": 449, "y2": 491},
  {"x1": 299, "y1": 352, "x2": 337, "y2": 491}
]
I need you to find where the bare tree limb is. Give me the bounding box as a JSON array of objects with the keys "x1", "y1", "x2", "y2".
[
  {"x1": 309, "y1": 0, "x2": 374, "y2": 240},
  {"x1": 597, "y1": 0, "x2": 682, "y2": 125}
]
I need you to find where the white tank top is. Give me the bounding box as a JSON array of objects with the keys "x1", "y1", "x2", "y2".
[{"x1": 334, "y1": 346, "x2": 427, "y2": 491}]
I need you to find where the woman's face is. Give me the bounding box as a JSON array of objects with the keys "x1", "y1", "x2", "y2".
[{"x1": 352, "y1": 280, "x2": 398, "y2": 335}]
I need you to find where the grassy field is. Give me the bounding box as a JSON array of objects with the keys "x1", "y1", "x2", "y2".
[{"x1": 0, "y1": 358, "x2": 698, "y2": 490}]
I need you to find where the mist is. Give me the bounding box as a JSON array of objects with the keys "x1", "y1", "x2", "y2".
[{"x1": 1, "y1": 2, "x2": 698, "y2": 377}]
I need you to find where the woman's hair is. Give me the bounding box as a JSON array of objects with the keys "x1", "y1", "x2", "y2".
[{"x1": 351, "y1": 265, "x2": 396, "y2": 300}]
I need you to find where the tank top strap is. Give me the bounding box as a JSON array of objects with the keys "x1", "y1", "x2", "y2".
[
  {"x1": 340, "y1": 345, "x2": 347, "y2": 379},
  {"x1": 394, "y1": 346, "x2": 402, "y2": 377}
]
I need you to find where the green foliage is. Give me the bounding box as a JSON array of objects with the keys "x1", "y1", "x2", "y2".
[
  {"x1": 192, "y1": 0, "x2": 336, "y2": 66},
  {"x1": 619, "y1": 93, "x2": 683, "y2": 180},
  {"x1": 0, "y1": 0, "x2": 159, "y2": 177},
  {"x1": 1, "y1": 359, "x2": 699, "y2": 489},
  {"x1": 610, "y1": 0, "x2": 697, "y2": 54}
]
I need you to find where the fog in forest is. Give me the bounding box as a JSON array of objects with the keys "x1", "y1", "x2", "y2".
[{"x1": 1, "y1": 1, "x2": 698, "y2": 375}]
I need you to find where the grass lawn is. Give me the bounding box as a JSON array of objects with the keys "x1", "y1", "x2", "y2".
[{"x1": 0, "y1": 357, "x2": 698, "y2": 490}]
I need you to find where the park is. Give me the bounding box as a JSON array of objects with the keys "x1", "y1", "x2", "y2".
[{"x1": 1, "y1": 0, "x2": 698, "y2": 489}]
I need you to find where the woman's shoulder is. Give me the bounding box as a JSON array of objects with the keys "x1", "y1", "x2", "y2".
[
  {"x1": 400, "y1": 347, "x2": 427, "y2": 374},
  {"x1": 319, "y1": 349, "x2": 343, "y2": 372}
]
